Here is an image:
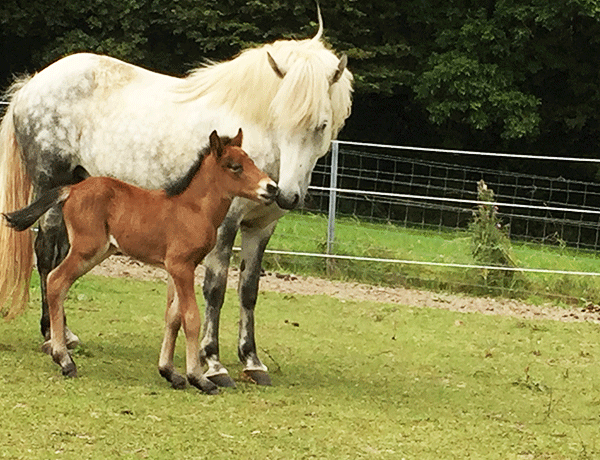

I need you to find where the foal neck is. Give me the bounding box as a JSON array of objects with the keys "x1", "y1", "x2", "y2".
[{"x1": 174, "y1": 154, "x2": 231, "y2": 207}]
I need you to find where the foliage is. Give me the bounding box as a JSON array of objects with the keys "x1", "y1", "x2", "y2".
[
  {"x1": 3, "y1": 1, "x2": 600, "y2": 165},
  {"x1": 468, "y1": 180, "x2": 520, "y2": 288},
  {"x1": 413, "y1": 50, "x2": 541, "y2": 139},
  {"x1": 408, "y1": 0, "x2": 600, "y2": 148}
]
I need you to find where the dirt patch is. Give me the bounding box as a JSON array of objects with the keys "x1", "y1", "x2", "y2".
[{"x1": 90, "y1": 255, "x2": 600, "y2": 324}]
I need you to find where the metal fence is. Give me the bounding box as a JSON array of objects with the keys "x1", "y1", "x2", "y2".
[{"x1": 305, "y1": 141, "x2": 600, "y2": 253}]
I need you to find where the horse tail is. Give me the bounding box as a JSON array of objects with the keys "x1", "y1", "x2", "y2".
[
  {"x1": 0, "y1": 80, "x2": 35, "y2": 319},
  {"x1": 3, "y1": 187, "x2": 67, "y2": 232}
]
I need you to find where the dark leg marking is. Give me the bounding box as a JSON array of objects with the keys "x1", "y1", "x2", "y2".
[
  {"x1": 237, "y1": 222, "x2": 276, "y2": 386},
  {"x1": 201, "y1": 218, "x2": 239, "y2": 388}
]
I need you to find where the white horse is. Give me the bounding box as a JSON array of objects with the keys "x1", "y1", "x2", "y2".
[{"x1": 0, "y1": 17, "x2": 352, "y2": 387}]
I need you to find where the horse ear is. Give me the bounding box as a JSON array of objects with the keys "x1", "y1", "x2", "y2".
[
  {"x1": 267, "y1": 52, "x2": 285, "y2": 79},
  {"x1": 231, "y1": 128, "x2": 243, "y2": 147},
  {"x1": 209, "y1": 130, "x2": 224, "y2": 158},
  {"x1": 331, "y1": 54, "x2": 348, "y2": 85}
]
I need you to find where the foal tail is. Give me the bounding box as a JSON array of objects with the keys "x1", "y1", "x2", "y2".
[
  {"x1": 3, "y1": 187, "x2": 67, "y2": 232},
  {"x1": 0, "y1": 79, "x2": 35, "y2": 319}
]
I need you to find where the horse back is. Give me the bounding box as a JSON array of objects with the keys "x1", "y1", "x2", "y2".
[{"x1": 12, "y1": 53, "x2": 202, "y2": 192}]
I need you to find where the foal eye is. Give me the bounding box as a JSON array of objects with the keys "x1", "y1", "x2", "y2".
[{"x1": 227, "y1": 163, "x2": 243, "y2": 174}]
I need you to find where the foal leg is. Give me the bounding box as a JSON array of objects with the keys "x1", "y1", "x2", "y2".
[
  {"x1": 237, "y1": 221, "x2": 277, "y2": 385},
  {"x1": 46, "y1": 260, "x2": 79, "y2": 377},
  {"x1": 36, "y1": 209, "x2": 80, "y2": 352},
  {"x1": 46, "y1": 237, "x2": 111, "y2": 377},
  {"x1": 168, "y1": 263, "x2": 218, "y2": 395},
  {"x1": 158, "y1": 276, "x2": 186, "y2": 389},
  {"x1": 200, "y1": 217, "x2": 239, "y2": 387}
]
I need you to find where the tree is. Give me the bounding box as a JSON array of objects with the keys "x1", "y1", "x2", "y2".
[
  {"x1": 405, "y1": 1, "x2": 600, "y2": 156},
  {"x1": 3, "y1": 0, "x2": 600, "y2": 169}
]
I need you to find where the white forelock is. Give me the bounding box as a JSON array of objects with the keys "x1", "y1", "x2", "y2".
[{"x1": 175, "y1": 37, "x2": 353, "y2": 139}]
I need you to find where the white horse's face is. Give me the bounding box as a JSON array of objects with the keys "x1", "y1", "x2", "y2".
[
  {"x1": 275, "y1": 115, "x2": 332, "y2": 210},
  {"x1": 266, "y1": 48, "x2": 349, "y2": 210}
]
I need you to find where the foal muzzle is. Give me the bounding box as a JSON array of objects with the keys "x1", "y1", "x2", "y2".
[{"x1": 259, "y1": 180, "x2": 280, "y2": 205}]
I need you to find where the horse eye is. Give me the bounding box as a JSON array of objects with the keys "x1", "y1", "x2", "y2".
[
  {"x1": 316, "y1": 122, "x2": 328, "y2": 133},
  {"x1": 228, "y1": 163, "x2": 243, "y2": 174}
]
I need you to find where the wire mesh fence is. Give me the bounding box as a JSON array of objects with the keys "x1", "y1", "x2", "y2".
[
  {"x1": 246, "y1": 140, "x2": 600, "y2": 303},
  {"x1": 305, "y1": 142, "x2": 600, "y2": 252}
]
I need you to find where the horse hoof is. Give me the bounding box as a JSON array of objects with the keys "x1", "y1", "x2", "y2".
[
  {"x1": 242, "y1": 370, "x2": 272, "y2": 386},
  {"x1": 62, "y1": 363, "x2": 77, "y2": 378},
  {"x1": 188, "y1": 374, "x2": 219, "y2": 395},
  {"x1": 207, "y1": 373, "x2": 237, "y2": 388}
]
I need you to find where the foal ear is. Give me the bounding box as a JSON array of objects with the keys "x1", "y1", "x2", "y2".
[
  {"x1": 231, "y1": 128, "x2": 243, "y2": 147},
  {"x1": 209, "y1": 130, "x2": 224, "y2": 158}
]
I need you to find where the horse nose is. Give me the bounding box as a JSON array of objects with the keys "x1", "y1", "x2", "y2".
[{"x1": 275, "y1": 191, "x2": 300, "y2": 210}]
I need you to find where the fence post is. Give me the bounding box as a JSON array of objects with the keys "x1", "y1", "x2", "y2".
[{"x1": 326, "y1": 141, "x2": 339, "y2": 273}]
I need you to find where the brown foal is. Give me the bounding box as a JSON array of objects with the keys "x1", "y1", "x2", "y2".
[{"x1": 3, "y1": 129, "x2": 279, "y2": 394}]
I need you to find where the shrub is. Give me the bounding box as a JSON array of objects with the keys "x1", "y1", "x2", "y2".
[{"x1": 469, "y1": 180, "x2": 522, "y2": 289}]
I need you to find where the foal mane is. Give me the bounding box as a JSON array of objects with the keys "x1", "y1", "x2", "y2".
[
  {"x1": 174, "y1": 36, "x2": 353, "y2": 137},
  {"x1": 164, "y1": 136, "x2": 233, "y2": 197}
]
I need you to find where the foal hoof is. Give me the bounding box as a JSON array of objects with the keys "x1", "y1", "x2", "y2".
[
  {"x1": 242, "y1": 370, "x2": 272, "y2": 386},
  {"x1": 188, "y1": 374, "x2": 219, "y2": 395},
  {"x1": 61, "y1": 362, "x2": 78, "y2": 378},
  {"x1": 207, "y1": 373, "x2": 237, "y2": 388},
  {"x1": 159, "y1": 368, "x2": 187, "y2": 390},
  {"x1": 170, "y1": 374, "x2": 187, "y2": 390}
]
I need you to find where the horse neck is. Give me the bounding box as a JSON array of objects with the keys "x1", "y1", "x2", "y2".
[{"x1": 176, "y1": 157, "x2": 233, "y2": 224}]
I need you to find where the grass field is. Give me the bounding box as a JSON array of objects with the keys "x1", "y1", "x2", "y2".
[
  {"x1": 1, "y1": 274, "x2": 599, "y2": 459},
  {"x1": 263, "y1": 212, "x2": 600, "y2": 305}
]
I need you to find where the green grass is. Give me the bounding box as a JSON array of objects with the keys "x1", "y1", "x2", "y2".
[
  {"x1": 261, "y1": 212, "x2": 600, "y2": 305},
  {"x1": 1, "y1": 274, "x2": 599, "y2": 459}
]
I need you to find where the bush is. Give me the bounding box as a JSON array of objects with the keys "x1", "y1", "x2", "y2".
[{"x1": 469, "y1": 180, "x2": 523, "y2": 290}]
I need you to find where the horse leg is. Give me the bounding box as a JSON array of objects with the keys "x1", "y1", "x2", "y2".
[
  {"x1": 167, "y1": 263, "x2": 218, "y2": 395},
  {"x1": 200, "y1": 218, "x2": 239, "y2": 388},
  {"x1": 158, "y1": 276, "x2": 186, "y2": 389},
  {"x1": 36, "y1": 208, "x2": 80, "y2": 352},
  {"x1": 237, "y1": 221, "x2": 277, "y2": 385}
]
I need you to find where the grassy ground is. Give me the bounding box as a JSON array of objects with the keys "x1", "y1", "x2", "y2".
[
  {"x1": 263, "y1": 212, "x2": 600, "y2": 305},
  {"x1": 1, "y1": 274, "x2": 599, "y2": 459}
]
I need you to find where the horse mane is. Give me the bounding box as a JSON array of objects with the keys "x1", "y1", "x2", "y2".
[
  {"x1": 174, "y1": 37, "x2": 353, "y2": 137},
  {"x1": 163, "y1": 136, "x2": 233, "y2": 197}
]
